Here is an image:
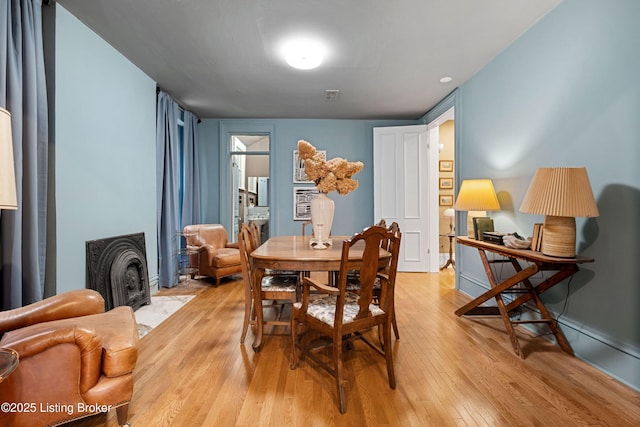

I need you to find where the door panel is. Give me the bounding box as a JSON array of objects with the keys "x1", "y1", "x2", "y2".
[{"x1": 374, "y1": 124, "x2": 437, "y2": 272}]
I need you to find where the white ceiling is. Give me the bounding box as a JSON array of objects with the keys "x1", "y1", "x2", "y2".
[{"x1": 55, "y1": 0, "x2": 561, "y2": 120}]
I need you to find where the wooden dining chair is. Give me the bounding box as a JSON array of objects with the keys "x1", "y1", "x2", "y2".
[
  {"x1": 290, "y1": 225, "x2": 401, "y2": 413},
  {"x1": 248, "y1": 220, "x2": 299, "y2": 277},
  {"x1": 238, "y1": 224, "x2": 299, "y2": 349},
  {"x1": 301, "y1": 220, "x2": 312, "y2": 236},
  {"x1": 248, "y1": 221, "x2": 261, "y2": 251},
  {"x1": 346, "y1": 220, "x2": 401, "y2": 340}
]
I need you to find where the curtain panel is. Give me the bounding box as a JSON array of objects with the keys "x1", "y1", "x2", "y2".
[
  {"x1": 181, "y1": 110, "x2": 201, "y2": 228},
  {"x1": 156, "y1": 91, "x2": 180, "y2": 288},
  {"x1": 156, "y1": 91, "x2": 201, "y2": 288},
  {"x1": 0, "y1": 0, "x2": 48, "y2": 309}
]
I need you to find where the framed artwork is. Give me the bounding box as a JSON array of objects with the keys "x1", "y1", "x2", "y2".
[
  {"x1": 439, "y1": 177, "x2": 454, "y2": 189},
  {"x1": 293, "y1": 150, "x2": 326, "y2": 183},
  {"x1": 439, "y1": 194, "x2": 453, "y2": 206},
  {"x1": 439, "y1": 160, "x2": 453, "y2": 172},
  {"x1": 293, "y1": 186, "x2": 319, "y2": 220}
]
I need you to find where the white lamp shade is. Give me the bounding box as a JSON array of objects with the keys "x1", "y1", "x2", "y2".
[
  {"x1": 0, "y1": 107, "x2": 17, "y2": 210},
  {"x1": 443, "y1": 208, "x2": 455, "y2": 217}
]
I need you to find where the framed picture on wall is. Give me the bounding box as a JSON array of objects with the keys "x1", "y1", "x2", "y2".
[
  {"x1": 293, "y1": 150, "x2": 326, "y2": 183},
  {"x1": 439, "y1": 160, "x2": 453, "y2": 172},
  {"x1": 439, "y1": 194, "x2": 453, "y2": 206},
  {"x1": 439, "y1": 177, "x2": 454, "y2": 189},
  {"x1": 293, "y1": 186, "x2": 319, "y2": 220}
]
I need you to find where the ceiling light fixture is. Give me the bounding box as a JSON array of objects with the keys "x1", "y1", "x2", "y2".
[
  {"x1": 440, "y1": 76, "x2": 453, "y2": 83},
  {"x1": 281, "y1": 36, "x2": 326, "y2": 70}
]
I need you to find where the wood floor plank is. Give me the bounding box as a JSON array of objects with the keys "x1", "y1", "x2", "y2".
[{"x1": 65, "y1": 271, "x2": 640, "y2": 427}]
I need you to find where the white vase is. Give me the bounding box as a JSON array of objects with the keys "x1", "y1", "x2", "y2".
[{"x1": 310, "y1": 192, "x2": 334, "y2": 249}]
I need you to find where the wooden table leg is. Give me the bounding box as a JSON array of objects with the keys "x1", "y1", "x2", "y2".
[
  {"x1": 454, "y1": 261, "x2": 539, "y2": 316},
  {"x1": 477, "y1": 250, "x2": 527, "y2": 357},
  {"x1": 508, "y1": 260, "x2": 576, "y2": 356}
]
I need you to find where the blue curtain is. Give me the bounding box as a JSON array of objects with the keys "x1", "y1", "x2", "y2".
[
  {"x1": 156, "y1": 91, "x2": 180, "y2": 288},
  {"x1": 181, "y1": 110, "x2": 201, "y2": 228},
  {"x1": 0, "y1": 0, "x2": 48, "y2": 309}
]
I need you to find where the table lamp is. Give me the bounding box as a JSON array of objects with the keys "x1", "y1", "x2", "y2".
[
  {"x1": 0, "y1": 107, "x2": 17, "y2": 210},
  {"x1": 454, "y1": 179, "x2": 500, "y2": 238},
  {"x1": 519, "y1": 167, "x2": 599, "y2": 258},
  {"x1": 443, "y1": 208, "x2": 455, "y2": 233}
]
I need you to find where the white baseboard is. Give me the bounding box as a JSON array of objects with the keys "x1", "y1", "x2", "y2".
[{"x1": 149, "y1": 275, "x2": 159, "y2": 295}]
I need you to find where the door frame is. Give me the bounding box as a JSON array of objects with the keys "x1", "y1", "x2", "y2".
[
  {"x1": 219, "y1": 121, "x2": 276, "y2": 240},
  {"x1": 423, "y1": 89, "x2": 460, "y2": 279}
]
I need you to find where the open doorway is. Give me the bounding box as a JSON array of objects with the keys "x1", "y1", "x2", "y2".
[
  {"x1": 427, "y1": 107, "x2": 455, "y2": 271},
  {"x1": 230, "y1": 135, "x2": 270, "y2": 243}
]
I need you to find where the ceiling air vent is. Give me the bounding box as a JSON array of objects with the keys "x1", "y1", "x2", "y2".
[{"x1": 325, "y1": 90, "x2": 340, "y2": 101}]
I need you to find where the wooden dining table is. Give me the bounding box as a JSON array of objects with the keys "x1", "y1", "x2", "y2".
[{"x1": 249, "y1": 234, "x2": 390, "y2": 351}]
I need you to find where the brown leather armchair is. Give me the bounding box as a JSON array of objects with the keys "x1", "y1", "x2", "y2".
[
  {"x1": 184, "y1": 224, "x2": 242, "y2": 286},
  {"x1": 0, "y1": 289, "x2": 138, "y2": 427}
]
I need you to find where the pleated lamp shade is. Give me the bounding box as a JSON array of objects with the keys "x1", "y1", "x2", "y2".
[
  {"x1": 454, "y1": 179, "x2": 501, "y2": 211},
  {"x1": 520, "y1": 167, "x2": 598, "y2": 257},
  {"x1": 0, "y1": 107, "x2": 17, "y2": 210},
  {"x1": 454, "y1": 179, "x2": 500, "y2": 238}
]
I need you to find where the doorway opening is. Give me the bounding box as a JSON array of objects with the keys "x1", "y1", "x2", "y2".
[
  {"x1": 427, "y1": 107, "x2": 456, "y2": 271},
  {"x1": 230, "y1": 135, "x2": 270, "y2": 243}
]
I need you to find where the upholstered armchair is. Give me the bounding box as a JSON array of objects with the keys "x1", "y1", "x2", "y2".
[
  {"x1": 0, "y1": 289, "x2": 138, "y2": 427},
  {"x1": 183, "y1": 224, "x2": 242, "y2": 286}
]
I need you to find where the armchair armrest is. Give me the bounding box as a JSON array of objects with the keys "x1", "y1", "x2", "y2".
[
  {"x1": 0, "y1": 289, "x2": 105, "y2": 335},
  {"x1": 303, "y1": 277, "x2": 340, "y2": 295},
  {"x1": 226, "y1": 242, "x2": 239, "y2": 249},
  {"x1": 200, "y1": 244, "x2": 219, "y2": 265},
  {"x1": 1, "y1": 324, "x2": 103, "y2": 393},
  {"x1": 298, "y1": 277, "x2": 340, "y2": 315}
]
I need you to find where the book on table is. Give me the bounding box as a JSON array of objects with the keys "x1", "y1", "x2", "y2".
[{"x1": 473, "y1": 217, "x2": 494, "y2": 241}]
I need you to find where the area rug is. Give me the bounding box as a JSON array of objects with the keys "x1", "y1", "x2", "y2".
[{"x1": 134, "y1": 295, "x2": 194, "y2": 338}]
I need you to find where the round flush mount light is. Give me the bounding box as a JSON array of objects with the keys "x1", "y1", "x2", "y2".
[
  {"x1": 281, "y1": 37, "x2": 326, "y2": 70},
  {"x1": 439, "y1": 76, "x2": 453, "y2": 83}
]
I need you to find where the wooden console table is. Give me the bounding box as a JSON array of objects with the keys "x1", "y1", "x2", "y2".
[{"x1": 455, "y1": 236, "x2": 594, "y2": 358}]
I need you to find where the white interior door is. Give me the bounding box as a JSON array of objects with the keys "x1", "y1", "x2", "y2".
[{"x1": 373, "y1": 124, "x2": 438, "y2": 272}]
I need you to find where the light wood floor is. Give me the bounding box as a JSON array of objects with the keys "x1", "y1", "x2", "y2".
[{"x1": 68, "y1": 271, "x2": 640, "y2": 427}]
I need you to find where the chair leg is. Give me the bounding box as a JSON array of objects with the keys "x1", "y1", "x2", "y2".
[
  {"x1": 392, "y1": 311, "x2": 400, "y2": 340},
  {"x1": 240, "y1": 297, "x2": 252, "y2": 344},
  {"x1": 252, "y1": 298, "x2": 265, "y2": 352},
  {"x1": 334, "y1": 334, "x2": 346, "y2": 414},
  {"x1": 116, "y1": 404, "x2": 130, "y2": 427},
  {"x1": 383, "y1": 320, "x2": 396, "y2": 389},
  {"x1": 290, "y1": 311, "x2": 299, "y2": 369},
  {"x1": 215, "y1": 277, "x2": 221, "y2": 287}
]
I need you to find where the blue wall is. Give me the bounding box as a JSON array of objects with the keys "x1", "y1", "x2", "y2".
[
  {"x1": 51, "y1": 0, "x2": 639, "y2": 391},
  {"x1": 198, "y1": 119, "x2": 417, "y2": 237},
  {"x1": 451, "y1": 0, "x2": 640, "y2": 390},
  {"x1": 52, "y1": 6, "x2": 158, "y2": 293}
]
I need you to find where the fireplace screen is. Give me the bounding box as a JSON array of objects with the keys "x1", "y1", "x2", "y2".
[{"x1": 86, "y1": 232, "x2": 151, "y2": 311}]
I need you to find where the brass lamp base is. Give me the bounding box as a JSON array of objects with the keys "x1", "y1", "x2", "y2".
[{"x1": 541, "y1": 215, "x2": 576, "y2": 258}]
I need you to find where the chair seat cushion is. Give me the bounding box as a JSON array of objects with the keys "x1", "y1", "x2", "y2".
[
  {"x1": 266, "y1": 269, "x2": 299, "y2": 276},
  {"x1": 261, "y1": 275, "x2": 298, "y2": 292},
  {"x1": 294, "y1": 292, "x2": 384, "y2": 326},
  {"x1": 213, "y1": 248, "x2": 241, "y2": 267}
]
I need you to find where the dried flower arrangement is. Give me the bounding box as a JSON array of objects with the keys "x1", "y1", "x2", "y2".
[{"x1": 297, "y1": 140, "x2": 364, "y2": 195}]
